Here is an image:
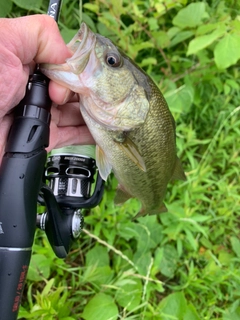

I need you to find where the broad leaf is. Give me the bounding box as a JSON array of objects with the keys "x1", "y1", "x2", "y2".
[
  {"x1": 81, "y1": 293, "x2": 118, "y2": 320},
  {"x1": 187, "y1": 26, "x2": 225, "y2": 55},
  {"x1": 115, "y1": 278, "x2": 142, "y2": 311},
  {"x1": 173, "y1": 2, "x2": 207, "y2": 29},
  {"x1": 27, "y1": 254, "x2": 50, "y2": 281},
  {"x1": 157, "y1": 292, "x2": 187, "y2": 318},
  {"x1": 214, "y1": 32, "x2": 240, "y2": 69},
  {"x1": 0, "y1": 1, "x2": 12, "y2": 17},
  {"x1": 158, "y1": 244, "x2": 178, "y2": 278},
  {"x1": 12, "y1": 0, "x2": 42, "y2": 10}
]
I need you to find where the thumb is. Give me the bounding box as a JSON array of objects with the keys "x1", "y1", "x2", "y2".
[{"x1": 0, "y1": 14, "x2": 71, "y2": 64}]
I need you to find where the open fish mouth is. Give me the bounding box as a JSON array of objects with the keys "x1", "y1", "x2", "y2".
[
  {"x1": 65, "y1": 22, "x2": 96, "y2": 74},
  {"x1": 67, "y1": 22, "x2": 89, "y2": 54},
  {"x1": 40, "y1": 22, "x2": 96, "y2": 77}
]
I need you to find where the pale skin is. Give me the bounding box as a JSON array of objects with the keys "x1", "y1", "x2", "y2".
[{"x1": 0, "y1": 14, "x2": 94, "y2": 163}]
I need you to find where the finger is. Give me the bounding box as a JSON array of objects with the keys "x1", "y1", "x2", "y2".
[
  {"x1": 0, "y1": 114, "x2": 14, "y2": 164},
  {"x1": 0, "y1": 15, "x2": 71, "y2": 65},
  {"x1": 49, "y1": 80, "x2": 74, "y2": 105},
  {"x1": 47, "y1": 125, "x2": 95, "y2": 152},
  {"x1": 51, "y1": 102, "x2": 85, "y2": 126}
]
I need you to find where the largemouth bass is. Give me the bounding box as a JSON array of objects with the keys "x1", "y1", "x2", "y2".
[{"x1": 41, "y1": 23, "x2": 185, "y2": 216}]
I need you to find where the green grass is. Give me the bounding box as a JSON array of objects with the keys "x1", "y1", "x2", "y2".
[{"x1": 1, "y1": 0, "x2": 240, "y2": 319}]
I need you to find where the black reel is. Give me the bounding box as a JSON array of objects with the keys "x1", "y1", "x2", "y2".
[{"x1": 37, "y1": 148, "x2": 105, "y2": 258}]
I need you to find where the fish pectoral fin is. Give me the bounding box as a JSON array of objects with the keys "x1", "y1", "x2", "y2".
[
  {"x1": 96, "y1": 145, "x2": 112, "y2": 181},
  {"x1": 171, "y1": 157, "x2": 186, "y2": 181},
  {"x1": 114, "y1": 185, "x2": 133, "y2": 205},
  {"x1": 118, "y1": 136, "x2": 146, "y2": 172}
]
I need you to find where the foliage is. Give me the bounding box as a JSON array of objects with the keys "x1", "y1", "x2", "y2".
[{"x1": 1, "y1": 0, "x2": 240, "y2": 319}]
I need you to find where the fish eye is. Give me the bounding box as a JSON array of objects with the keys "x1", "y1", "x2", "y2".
[{"x1": 105, "y1": 53, "x2": 122, "y2": 67}]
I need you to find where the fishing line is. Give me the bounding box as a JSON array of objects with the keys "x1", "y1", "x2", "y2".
[{"x1": 79, "y1": 0, "x2": 82, "y2": 25}]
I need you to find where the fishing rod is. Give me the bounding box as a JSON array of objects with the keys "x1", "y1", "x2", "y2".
[{"x1": 0, "y1": 1, "x2": 104, "y2": 319}]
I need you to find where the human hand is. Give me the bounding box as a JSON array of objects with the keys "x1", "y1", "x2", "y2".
[{"x1": 0, "y1": 14, "x2": 94, "y2": 163}]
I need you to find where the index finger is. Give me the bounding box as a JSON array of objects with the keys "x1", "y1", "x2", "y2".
[{"x1": 0, "y1": 14, "x2": 71, "y2": 64}]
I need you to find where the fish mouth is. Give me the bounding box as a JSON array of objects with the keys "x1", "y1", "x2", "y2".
[
  {"x1": 66, "y1": 22, "x2": 96, "y2": 74},
  {"x1": 40, "y1": 22, "x2": 96, "y2": 79}
]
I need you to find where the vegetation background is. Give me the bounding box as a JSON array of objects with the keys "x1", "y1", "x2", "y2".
[{"x1": 1, "y1": 0, "x2": 240, "y2": 319}]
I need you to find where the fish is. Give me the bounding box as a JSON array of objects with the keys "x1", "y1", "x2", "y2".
[{"x1": 41, "y1": 22, "x2": 186, "y2": 217}]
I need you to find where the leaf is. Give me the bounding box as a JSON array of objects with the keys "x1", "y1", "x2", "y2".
[
  {"x1": 214, "y1": 32, "x2": 240, "y2": 69},
  {"x1": 230, "y1": 237, "x2": 240, "y2": 258},
  {"x1": 170, "y1": 31, "x2": 194, "y2": 47},
  {"x1": 115, "y1": 278, "x2": 142, "y2": 311},
  {"x1": 12, "y1": 0, "x2": 42, "y2": 10},
  {"x1": 183, "y1": 304, "x2": 201, "y2": 320},
  {"x1": 27, "y1": 254, "x2": 50, "y2": 281},
  {"x1": 81, "y1": 293, "x2": 118, "y2": 320},
  {"x1": 133, "y1": 250, "x2": 152, "y2": 275},
  {"x1": 187, "y1": 27, "x2": 225, "y2": 55},
  {"x1": 185, "y1": 228, "x2": 198, "y2": 251},
  {"x1": 148, "y1": 17, "x2": 159, "y2": 31},
  {"x1": 196, "y1": 23, "x2": 220, "y2": 36},
  {"x1": 223, "y1": 308, "x2": 240, "y2": 320},
  {"x1": 136, "y1": 215, "x2": 164, "y2": 249},
  {"x1": 164, "y1": 84, "x2": 194, "y2": 114},
  {"x1": 86, "y1": 245, "x2": 109, "y2": 267},
  {"x1": 159, "y1": 244, "x2": 178, "y2": 278},
  {"x1": 173, "y1": 2, "x2": 206, "y2": 29},
  {"x1": 157, "y1": 292, "x2": 187, "y2": 318},
  {"x1": 0, "y1": 1, "x2": 12, "y2": 17},
  {"x1": 152, "y1": 31, "x2": 170, "y2": 48},
  {"x1": 84, "y1": 245, "x2": 113, "y2": 285},
  {"x1": 83, "y1": 265, "x2": 113, "y2": 286},
  {"x1": 83, "y1": 3, "x2": 99, "y2": 13}
]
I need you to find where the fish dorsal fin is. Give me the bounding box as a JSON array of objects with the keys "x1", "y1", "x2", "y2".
[
  {"x1": 171, "y1": 157, "x2": 186, "y2": 181},
  {"x1": 114, "y1": 184, "x2": 133, "y2": 205},
  {"x1": 96, "y1": 145, "x2": 112, "y2": 181},
  {"x1": 118, "y1": 136, "x2": 146, "y2": 172}
]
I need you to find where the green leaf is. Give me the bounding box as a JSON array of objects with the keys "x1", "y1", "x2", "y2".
[
  {"x1": 196, "y1": 23, "x2": 220, "y2": 36},
  {"x1": 164, "y1": 84, "x2": 194, "y2": 114},
  {"x1": 157, "y1": 292, "x2": 187, "y2": 318},
  {"x1": 0, "y1": 1, "x2": 12, "y2": 17},
  {"x1": 83, "y1": 265, "x2": 113, "y2": 286},
  {"x1": 230, "y1": 237, "x2": 240, "y2": 258},
  {"x1": 223, "y1": 308, "x2": 240, "y2": 320},
  {"x1": 136, "y1": 215, "x2": 164, "y2": 249},
  {"x1": 133, "y1": 250, "x2": 152, "y2": 275},
  {"x1": 12, "y1": 0, "x2": 42, "y2": 10},
  {"x1": 27, "y1": 254, "x2": 50, "y2": 281},
  {"x1": 170, "y1": 31, "x2": 194, "y2": 47},
  {"x1": 185, "y1": 228, "x2": 198, "y2": 251},
  {"x1": 115, "y1": 278, "x2": 142, "y2": 311},
  {"x1": 81, "y1": 293, "x2": 118, "y2": 320},
  {"x1": 159, "y1": 244, "x2": 178, "y2": 278},
  {"x1": 152, "y1": 31, "x2": 170, "y2": 48},
  {"x1": 83, "y1": 3, "x2": 99, "y2": 13},
  {"x1": 183, "y1": 304, "x2": 201, "y2": 320},
  {"x1": 86, "y1": 245, "x2": 109, "y2": 267},
  {"x1": 148, "y1": 17, "x2": 159, "y2": 31},
  {"x1": 187, "y1": 27, "x2": 225, "y2": 55},
  {"x1": 84, "y1": 245, "x2": 113, "y2": 285},
  {"x1": 173, "y1": 2, "x2": 206, "y2": 29},
  {"x1": 214, "y1": 32, "x2": 240, "y2": 69}
]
